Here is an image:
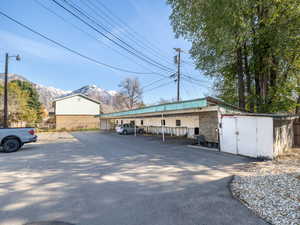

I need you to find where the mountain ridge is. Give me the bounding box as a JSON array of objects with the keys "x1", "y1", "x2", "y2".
[{"x1": 0, "y1": 74, "x2": 125, "y2": 113}]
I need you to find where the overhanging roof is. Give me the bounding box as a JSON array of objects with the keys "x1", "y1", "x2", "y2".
[{"x1": 99, "y1": 96, "x2": 242, "y2": 118}]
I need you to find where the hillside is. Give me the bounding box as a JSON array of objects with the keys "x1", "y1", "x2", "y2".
[{"x1": 0, "y1": 74, "x2": 127, "y2": 113}]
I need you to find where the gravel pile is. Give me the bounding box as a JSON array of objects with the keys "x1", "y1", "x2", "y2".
[{"x1": 231, "y1": 160, "x2": 300, "y2": 225}]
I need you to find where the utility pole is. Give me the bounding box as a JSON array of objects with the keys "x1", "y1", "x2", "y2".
[
  {"x1": 3, "y1": 53, "x2": 20, "y2": 128},
  {"x1": 174, "y1": 48, "x2": 181, "y2": 102},
  {"x1": 161, "y1": 113, "x2": 165, "y2": 142},
  {"x1": 3, "y1": 53, "x2": 8, "y2": 128}
]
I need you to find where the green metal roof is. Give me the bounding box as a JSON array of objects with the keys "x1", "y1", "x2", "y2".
[{"x1": 101, "y1": 98, "x2": 208, "y2": 118}]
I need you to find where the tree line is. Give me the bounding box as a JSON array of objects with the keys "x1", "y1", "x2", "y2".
[
  {"x1": 167, "y1": 0, "x2": 300, "y2": 113},
  {"x1": 0, "y1": 80, "x2": 44, "y2": 126}
]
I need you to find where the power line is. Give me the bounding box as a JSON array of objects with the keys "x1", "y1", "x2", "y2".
[
  {"x1": 182, "y1": 78, "x2": 207, "y2": 95},
  {"x1": 81, "y1": 0, "x2": 175, "y2": 67},
  {"x1": 52, "y1": 0, "x2": 175, "y2": 73},
  {"x1": 36, "y1": 1, "x2": 205, "y2": 91},
  {"x1": 143, "y1": 81, "x2": 174, "y2": 93},
  {"x1": 33, "y1": 0, "x2": 167, "y2": 77},
  {"x1": 181, "y1": 77, "x2": 210, "y2": 88},
  {"x1": 89, "y1": 0, "x2": 174, "y2": 61},
  {"x1": 0, "y1": 10, "x2": 163, "y2": 75},
  {"x1": 182, "y1": 74, "x2": 209, "y2": 83},
  {"x1": 182, "y1": 83, "x2": 192, "y2": 98},
  {"x1": 182, "y1": 60, "x2": 195, "y2": 66},
  {"x1": 142, "y1": 77, "x2": 171, "y2": 90},
  {"x1": 66, "y1": 0, "x2": 174, "y2": 72}
]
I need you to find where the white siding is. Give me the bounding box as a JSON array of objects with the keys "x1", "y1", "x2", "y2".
[
  {"x1": 111, "y1": 111, "x2": 219, "y2": 141},
  {"x1": 116, "y1": 115, "x2": 200, "y2": 128},
  {"x1": 55, "y1": 95, "x2": 100, "y2": 115}
]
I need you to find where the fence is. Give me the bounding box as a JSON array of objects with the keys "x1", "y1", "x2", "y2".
[
  {"x1": 9, "y1": 122, "x2": 55, "y2": 129},
  {"x1": 142, "y1": 126, "x2": 195, "y2": 138}
]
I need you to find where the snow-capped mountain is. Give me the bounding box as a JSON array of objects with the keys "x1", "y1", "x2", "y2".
[
  {"x1": 40, "y1": 82, "x2": 127, "y2": 112},
  {"x1": 35, "y1": 84, "x2": 71, "y2": 110},
  {"x1": 36, "y1": 84, "x2": 124, "y2": 112},
  {"x1": 70, "y1": 85, "x2": 115, "y2": 105},
  {"x1": 0, "y1": 74, "x2": 124, "y2": 113}
]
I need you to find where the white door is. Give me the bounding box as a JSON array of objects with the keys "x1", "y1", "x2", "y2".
[
  {"x1": 220, "y1": 116, "x2": 238, "y2": 154},
  {"x1": 100, "y1": 119, "x2": 108, "y2": 130},
  {"x1": 236, "y1": 117, "x2": 257, "y2": 157},
  {"x1": 220, "y1": 116, "x2": 273, "y2": 158}
]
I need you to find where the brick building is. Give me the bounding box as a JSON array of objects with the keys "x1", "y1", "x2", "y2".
[
  {"x1": 99, "y1": 97, "x2": 241, "y2": 143},
  {"x1": 54, "y1": 94, "x2": 100, "y2": 130}
]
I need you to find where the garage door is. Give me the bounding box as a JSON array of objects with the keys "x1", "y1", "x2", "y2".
[
  {"x1": 236, "y1": 117, "x2": 257, "y2": 157},
  {"x1": 220, "y1": 116, "x2": 237, "y2": 154},
  {"x1": 220, "y1": 116, "x2": 273, "y2": 158}
]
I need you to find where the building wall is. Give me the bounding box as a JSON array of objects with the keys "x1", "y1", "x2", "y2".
[
  {"x1": 112, "y1": 111, "x2": 219, "y2": 142},
  {"x1": 273, "y1": 118, "x2": 294, "y2": 157},
  {"x1": 56, "y1": 115, "x2": 100, "y2": 130},
  {"x1": 55, "y1": 95, "x2": 100, "y2": 115},
  {"x1": 198, "y1": 111, "x2": 219, "y2": 142}
]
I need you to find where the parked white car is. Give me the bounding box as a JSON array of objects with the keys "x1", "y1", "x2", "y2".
[
  {"x1": 116, "y1": 124, "x2": 144, "y2": 135},
  {"x1": 0, "y1": 128, "x2": 37, "y2": 153}
]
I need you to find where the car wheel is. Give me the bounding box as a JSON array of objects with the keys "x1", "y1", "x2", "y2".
[
  {"x1": 2, "y1": 138, "x2": 21, "y2": 153},
  {"x1": 138, "y1": 129, "x2": 144, "y2": 134},
  {"x1": 122, "y1": 130, "x2": 128, "y2": 135}
]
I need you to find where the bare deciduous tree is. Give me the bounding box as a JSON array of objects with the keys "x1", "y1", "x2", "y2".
[{"x1": 118, "y1": 77, "x2": 143, "y2": 109}]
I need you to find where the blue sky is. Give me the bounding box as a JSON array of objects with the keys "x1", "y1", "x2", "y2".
[{"x1": 0, "y1": 0, "x2": 212, "y2": 104}]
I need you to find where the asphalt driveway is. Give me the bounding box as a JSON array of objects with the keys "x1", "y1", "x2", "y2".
[{"x1": 0, "y1": 131, "x2": 268, "y2": 225}]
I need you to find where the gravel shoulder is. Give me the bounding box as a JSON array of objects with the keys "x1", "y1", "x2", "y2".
[{"x1": 231, "y1": 148, "x2": 300, "y2": 225}]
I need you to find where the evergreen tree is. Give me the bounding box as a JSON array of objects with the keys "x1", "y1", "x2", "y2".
[
  {"x1": 11, "y1": 80, "x2": 43, "y2": 122},
  {"x1": 0, "y1": 80, "x2": 43, "y2": 126}
]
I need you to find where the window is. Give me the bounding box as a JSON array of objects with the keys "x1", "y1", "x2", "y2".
[
  {"x1": 161, "y1": 119, "x2": 166, "y2": 126},
  {"x1": 121, "y1": 120, "x2": 123, "y2": 125},
  {"x1": 116, "y1": 120, "x2": 118, "y2": 124},
  {"x1": 194, "y1": 127, "x2": 199, "y2": 135},
  {"x1": 130, "y1": 120, "x2": 135, "y2": 126},
  {"x1": 176, "y1": 120, "x2": 181, "y2": 126},
  {"x1": 141, "y1": 120, "x2": 143, "y2": 125}
]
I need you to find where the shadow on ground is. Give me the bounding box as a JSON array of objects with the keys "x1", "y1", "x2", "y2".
[{"x1": 0, "y1": 131, "x2": 267, "y2": 225}]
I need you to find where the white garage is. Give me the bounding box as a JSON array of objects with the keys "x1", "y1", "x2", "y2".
[{"x1": 219, "y1": 114, "x2": 297, "y2": 159}]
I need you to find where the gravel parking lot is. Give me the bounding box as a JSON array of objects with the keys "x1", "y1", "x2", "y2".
[{"x1": 0, "y1": 131, "x2": 268, "y2": 225}]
